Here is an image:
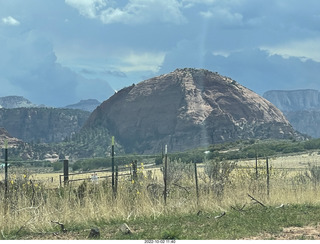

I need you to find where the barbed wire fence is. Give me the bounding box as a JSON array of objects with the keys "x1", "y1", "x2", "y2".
[{"x1": 1, "y1": 139, "x2": 318, "y2": 215}]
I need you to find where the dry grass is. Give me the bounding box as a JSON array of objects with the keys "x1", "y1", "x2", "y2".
[{"x1": 1, "y1": 153, "x2": 320, "y2": 239}]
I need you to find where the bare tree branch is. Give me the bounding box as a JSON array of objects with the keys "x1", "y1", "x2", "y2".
[{"x1": 247, "y1": 194, "x2": 266, "y2": 207}]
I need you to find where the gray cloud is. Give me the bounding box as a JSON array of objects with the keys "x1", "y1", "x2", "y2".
[
  {"x1": 0, "y1": 28, "x2": 113, "y2": 107},
  {"x1": 0, "y1": 0, "x2": 320, "y2": 107},
  {"x1": 102, "y1": 70, "x2": 127, "y2": 78},
  {"x1": 160, "y1": 46, "x2": 320, "y2": 94}
]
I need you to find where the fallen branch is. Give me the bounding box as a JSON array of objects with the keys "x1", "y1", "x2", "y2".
[
  {"x1": 247, "y1": 194, "x2": 266, "y2": 208},
  {"x1": 276, "y1": 203, "x2": 284, "y2": 209},
  {"x1": 214, "y1": 211, "x2": 226, "y2": 219},
  {"x1": 231, "y1": 204, "x2": 246, "y2": 212},
  {"x1": 51, "y1": 221, "x2": 67, "y2": 233}
]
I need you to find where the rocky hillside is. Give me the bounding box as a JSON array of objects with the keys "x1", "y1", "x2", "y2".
[
  {"x1": 0, "y1": 107, "x2": 90, "y2": 143},
  {"x1": 0, "y1": 96, "x2": 39, "y2": 108},
  {"x1": 263, "y1": 89, "x2": 320, "y2": 138},
  {"x1": 263, "y1": 90, "x2": 320, "y2": 111},
  {"x1": 64, "y1": 99, "x2": 101, "y2": 112},
  {"x1": 84, "y1": 68, "x2": 299, "y2": 154},
  {"x1": 0, "y1": 127, "x2": 23, "y2": 148}
]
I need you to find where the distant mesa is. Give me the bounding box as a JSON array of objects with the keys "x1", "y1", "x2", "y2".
[
  {"x1": 64, "y1": 99, "x2": 101, "y2": 112},
  {"x1": 0, "y1": 107, "x2": 90, "y2": 143},
  {"x1": 85, "y1": 68, "x2": 300, "y2": 154},
  {"x1": 263, "y1": 89, "x2": 320, "y2": 112},
  {"x1": 263, "y1": 89, "x2": 320, "y2": 138}
]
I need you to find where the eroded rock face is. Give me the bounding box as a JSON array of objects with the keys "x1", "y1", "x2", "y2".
[
  {"x1": 0, "y1": 127, "x2": 23, "y2": 148},
  {"x1": 85, "y1": 68, "x2": 298, "y2": 153},
  {"x1": 263, "y1": 89, "x2": 320, "y2": 138},
  {"x1": 263, "y1": 89, "x2": 320, "y2": 112},
  {"x1": 0, "y1": 108, "x2": 90, "y2": 143}
]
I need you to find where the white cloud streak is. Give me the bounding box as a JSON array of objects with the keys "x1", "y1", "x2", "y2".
[
  {"x1": 261, "y1": 38, "x2": 320, "y2": 62},
  {"x1": 117, "y1": 51, "x2": 166, "y2": 73},
  {"x1": 2, "y1": 16, "x2": 20, "y2": 26}
]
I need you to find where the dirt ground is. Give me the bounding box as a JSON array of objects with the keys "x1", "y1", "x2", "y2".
[{"x1": 243, "y1": 225, "x2": 320, "y2": 240}]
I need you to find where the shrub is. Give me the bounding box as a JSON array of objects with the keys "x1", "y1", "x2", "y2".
[{"x1": 204, "y1": 159, "x2": 236, "y2": 197}]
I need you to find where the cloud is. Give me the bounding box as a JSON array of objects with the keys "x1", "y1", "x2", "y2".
[
  {"x1": 182, "y1": 0, "x2": 217, "y2": 7},
  {"x1": 160, "y1": 39, "x2": 320, "y2": 95},
  {"x1": 206, "y1": 49, "x2": 320, "y2": 94},
  {"x1": 261, "y1": 38, "x2": 320, "y2": 62},
  {"x1": 200, "y1": 8, "x2": 243, "y2": 27},
  {"x1": 65, "y1": 0, "x2": 107, "y2": 18},
  {"x1": 66, "y1": 0, "x2": 186, "y2": 25},
  {"x1": 0, "y1": 29, "x2": 113, "y2": 107},
  {"x1": 2, "y1": 16, "x2": 20, "y2": 26},
  {"x1": 102, "y1": 0, "x2": 186, "y2": 25},
  {"x1": 80, "y1": 67, "x2": 127, "y2": 78},
  {"x1": 117, "y1": 51, "x2": 166, "y2": 73},
  {"x1": 102, "y1": 70, "x2": 127, "y2": 78},
  {"x1": 1, "y1": 0, "x2": 320, "y2": 107}
]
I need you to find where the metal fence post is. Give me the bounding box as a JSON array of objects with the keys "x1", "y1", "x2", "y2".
[
  {"x1": 255, "y1": 153, "x2": 258, "y2": 179},
  {"x1": 164, "y1": 145, "x2": 168, "y2": 205},
  {"x1": 111, "y1": 136, "x2": 116, "y2": 198},
  {"x1": 63, "y1": 159, "x2": 69, "y2": 186},
  {"x1": 4, "y1": 140, "x2": 8, "y2": 214}
]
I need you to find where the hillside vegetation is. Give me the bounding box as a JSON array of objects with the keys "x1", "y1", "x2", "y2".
[{"x1": 4, "y1": 136, "x2": 320, "y2": 175}]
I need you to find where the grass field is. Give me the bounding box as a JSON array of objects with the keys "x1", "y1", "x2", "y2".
[
  {"x1": 10, "y1": 204, "x2": 320, "y2": 240},
  {"x1": 1, "y1": 151, "x2": 320, "y2": 240}
]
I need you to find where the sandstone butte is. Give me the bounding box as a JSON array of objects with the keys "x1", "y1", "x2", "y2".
[{"x1": 85, "y1": 68, "x2": 300, "y2": 154}]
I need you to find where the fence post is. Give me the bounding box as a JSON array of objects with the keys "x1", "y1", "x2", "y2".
[
  {"x1": 115, "y1": 164, "x2": 118, "y2": 195},
  {"x1": 194, "y1": 160, "x2": 199, "y2": 206},
  {"x1": 111, "y1": 136, "x2": 116, "y2": 198},
  {"x1": 4, "y1": 140, "x2": 8, "y2": 197},
  {"x1": 132, "y1": 160, "x2": 138, "y2": 182},
  {"x1": 4, "y1": 140, "x2": 8, "y2": 214},
  {"x1": 63, "y1": 159, "x2": 69, "y2": 186},
  {"x1": 161, "y1": 145, "x2": 164, "y2": 160},
  {"x1": 164, "y1": 145, "x2": 168, "y2": 205},
  {"x1": 255, "y1": 152, "x2": 258, "y2": 179},
  {"x1": 266, "y1": 157, "x2": 270, "y2": 197}
]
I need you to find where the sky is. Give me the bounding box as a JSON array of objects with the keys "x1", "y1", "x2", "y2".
[{"x1": 1, "y1": 0, "x2": 320, "y2": 107}]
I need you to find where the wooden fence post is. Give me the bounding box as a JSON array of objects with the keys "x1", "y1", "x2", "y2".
[
  {"x1": 194, "y1": 161, "x2": 199, "y2": 205},
  {"x1": 164, "y1": 145, "x2": 168, "y2": 205},
  {"x1": 63, "y1": 159, "x2": 69, "y2": 186},
  {"x1": 4, "y1": 140, "x2": 8, "y2": 197},
  {"x1": 255, "y1": 153, "x2": 258, "y2": 179}
]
